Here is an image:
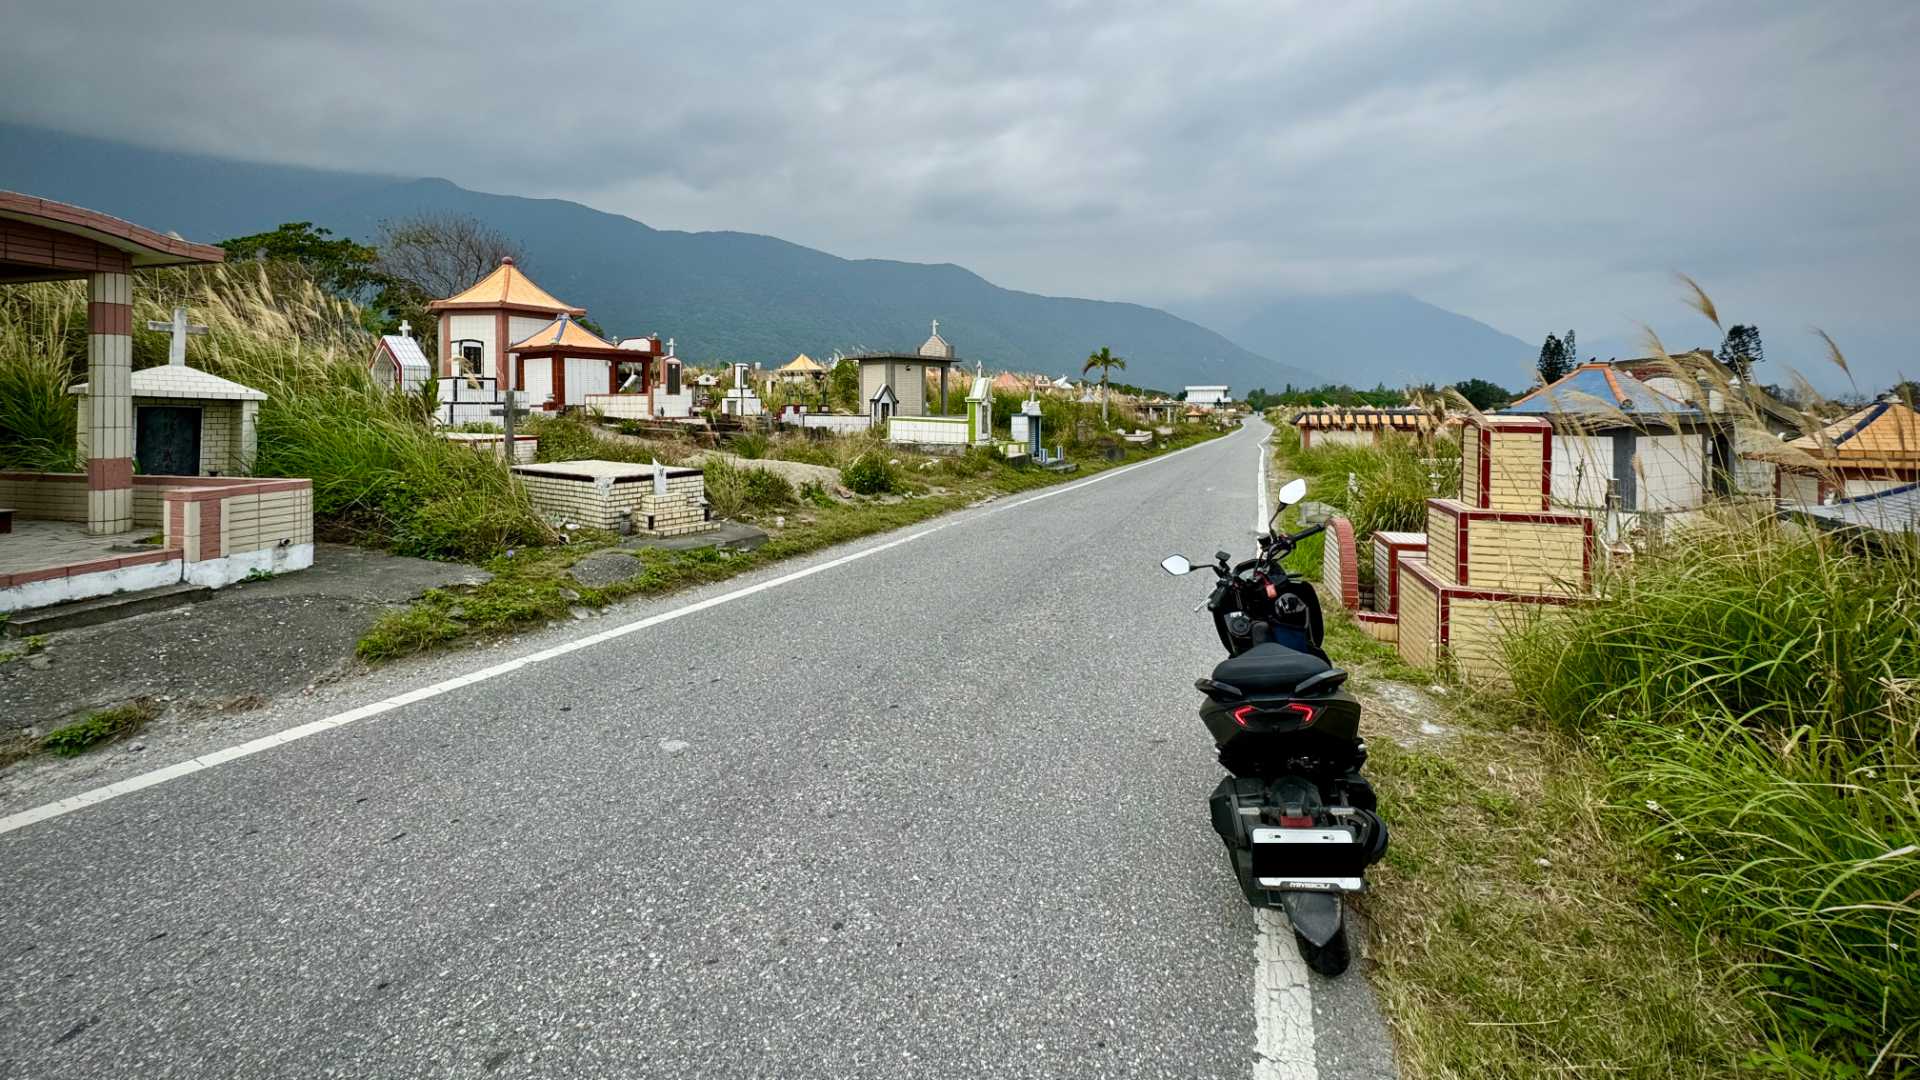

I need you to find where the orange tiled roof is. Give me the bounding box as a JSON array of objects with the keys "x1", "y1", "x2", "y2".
[
  {"x1": 1787, "y1": 398, "x2": 1920, "y2": 466},
  {"x1": 509, "y1": 314, "x2": 619, "y2": 352},
  {"x1": 429, "y1": 257, "x2": 585, "y2": 315}
]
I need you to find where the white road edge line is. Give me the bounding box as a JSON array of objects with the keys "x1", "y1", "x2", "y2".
[
  {"x1": 1250, "y1": 418, "x2": 1319, "y2": 1079},
  {"x1": 1254, "y1": 908, "x2": 1319, "y2": 1080},
  {"x1": 1256, "y1": 429, "x2": 1271, "y2": 534},
  {"x1": 0, "y1": 426, "x2": 1245, "y2": 838}
]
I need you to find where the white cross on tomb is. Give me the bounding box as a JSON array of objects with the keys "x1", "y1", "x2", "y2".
[{"x1": 145, "y1": 305, "x2": 208, "y2": 367}]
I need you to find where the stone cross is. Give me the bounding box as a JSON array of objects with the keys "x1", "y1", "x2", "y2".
[
  {"x1": 145, "y1": 305, "x2": 207, "y2": 367},
  {"x1": 490, "y1": 390, "x2": 533, "y2": 453},
  {"x1": 666, "y1": 337, "x2": 675, "y2": 355},
  {"x1": 931, "y1": 319, "x2": 939, "y2": 336},
  {"x1": 398, "y1": 319, "x2": 412, "y2": 337}
]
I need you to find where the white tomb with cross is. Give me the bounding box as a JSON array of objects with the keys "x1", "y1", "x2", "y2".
[
  {"x1": 719, "y1": 360, "x2": 764, "y2": 417},
  {"x1": 69, "y1": 305, "x2": 268, "y2": 476}
]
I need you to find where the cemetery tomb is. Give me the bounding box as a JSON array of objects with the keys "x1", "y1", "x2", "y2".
[
  {"x1": 508, "y1": 314, "x2": 628, "y2": 411},
  {"x1": 369, "y1": 323, "x2": 431, "y2": 393},
  {"x1": 428, "y1": 257, "x2": 584, "y2": 386},
  {"x1": 512, "y1": 460, "x2": 713, "y2": 537},
  {"x1": 1460, "y1": 414, "x2": 1552, "y2": 512},
  {"x1": 1394, "y1": 555, "x2": 1578, "y2": 685},
  {"x1": 70, "y1": 307, "x2": 267, "y2": 477},
  {"x1": 1369, "y1": 530, "x2": 1427, "y2": 617},
  {"x1": 440, "y1": 431, "x2": 538, "y2": 463},
  {"x1": 1396, "y1": 413, "x2": 1597, "y2": 685},
  {"x1": 1422, "y1": 499, "x2": 1593, "y2": 596},
  {"x1": 965, "y1": 365, "x2": 994, "y2": 445},
  {"x1": 863, "y1": 320, "x2": 960, "y2": 436}
]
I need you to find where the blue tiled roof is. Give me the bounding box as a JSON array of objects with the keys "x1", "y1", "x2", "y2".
[{"x1": 1504, "y1": 364, "x2": 1700, "y2": 418}]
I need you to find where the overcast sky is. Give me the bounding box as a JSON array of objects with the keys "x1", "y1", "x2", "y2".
[{"x1": 3, "y1": 0, "x2": 1914, "y2": 388}]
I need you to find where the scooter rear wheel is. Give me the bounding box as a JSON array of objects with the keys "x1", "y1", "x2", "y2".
[{"x1": 1295, "y1": 924, "x2": 1350, "y2": 976}]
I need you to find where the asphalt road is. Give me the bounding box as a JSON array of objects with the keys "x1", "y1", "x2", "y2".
[{"x1": 0, "y1": 418, "x2": 1397, "y2": 1079}]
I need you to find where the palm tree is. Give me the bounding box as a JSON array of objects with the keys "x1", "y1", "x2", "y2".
[{"x1": 1083, "y1": 346, "x2": 1126, "y2": 426}]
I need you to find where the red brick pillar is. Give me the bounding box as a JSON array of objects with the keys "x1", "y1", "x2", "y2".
[{"x1": 86, "y1": 271, "x2": 134, "y2": 534}]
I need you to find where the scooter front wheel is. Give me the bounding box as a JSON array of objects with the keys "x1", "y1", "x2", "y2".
[{"x1": 1295, "y1": 924, "x2": 1350, "y2": 976}]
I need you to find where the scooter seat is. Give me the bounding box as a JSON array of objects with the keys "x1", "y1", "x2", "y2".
[{"x1": 1211, "y1": 642, "x2": 1331, "y2": 696}]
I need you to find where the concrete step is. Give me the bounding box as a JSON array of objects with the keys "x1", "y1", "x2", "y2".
[{"x1": 5, "y1": 583, "x2": 212, "y2": 637}]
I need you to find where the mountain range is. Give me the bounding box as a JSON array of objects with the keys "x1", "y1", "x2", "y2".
[{"x1": 0, "y1": 122, "x2": 1538, "y2": 392}]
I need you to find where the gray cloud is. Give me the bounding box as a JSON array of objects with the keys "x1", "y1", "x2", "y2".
[{"x1": 3, "y1": 0, "x2": 1914, "y2": 388}]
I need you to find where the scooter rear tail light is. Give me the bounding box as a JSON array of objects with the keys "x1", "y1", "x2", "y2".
[{"x1": 1232, "y1": 703, "x2": 1318, "y2": 727}]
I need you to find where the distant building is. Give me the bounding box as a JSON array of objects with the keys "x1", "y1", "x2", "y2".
[
  {"x1": 1503, "y1": 363, "x2": 1717, "y2": 516},
  {"x1": 775, "y1": 353, "x2": 827, "y2": 385},
  {"x1": 851, "y1": 320, "x2": 959, "y2": 423},
  {"x1": 1293, "y1": 407, "x2": 1437, "y2": 449},
  {"x1": 1185, "y1": 385, "x2": 1232, "y2": 409},
  {"x1": 1759, "y1": 395, "x2": 1920, "y2": 504}
]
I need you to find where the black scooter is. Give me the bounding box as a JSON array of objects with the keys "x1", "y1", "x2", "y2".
[{"x1": 1160, "y1": 478, "x2": 1388, "y2": 975}]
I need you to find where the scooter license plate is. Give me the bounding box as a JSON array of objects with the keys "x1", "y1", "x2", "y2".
[{"x1": 1248, "y1": 827, "x2": 1368, "y2": 881}]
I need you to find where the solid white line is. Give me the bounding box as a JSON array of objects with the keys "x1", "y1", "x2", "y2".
[
  {"x1": 0, "y1": 427, "x2": 1243, "y2": 838},
  {"x1": 1254, "y1": 908, "x2": 1319, "y2": 1079},
  {"x1": 1256, "y1": 428, "x2": 1271, "y2": 534},
  {"x1": 1250, "y1": 419, "x2": 1318, "y2": 1079}
]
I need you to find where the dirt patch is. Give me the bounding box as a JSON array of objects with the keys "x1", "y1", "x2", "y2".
[
  {"x1": 685, "y1": 450, "x2": 843, "y2": 489},
  {"x1": 0, "y1": 543, "x2": 485, "y2": 735}
]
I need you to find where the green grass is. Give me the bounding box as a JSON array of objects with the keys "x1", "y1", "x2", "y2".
[
  {"x1": 1289, "y1": 605, "x2": 1762, "y2": 1077},
  {"x1": 1502, "y1": 516, "x2": 1919, "y2": 1074},
  {"x1": 1362, "y1": 723, "x2": 1762, "y2": 1078},
  {"x1": 1270, "y1": 420, "x2": 1459, "y2": 578},
  {"x1": 0, "y1": 634, "x2": 48, "y2": 665},
  {"x1": 701, "y1": 457, "x2": 796, "y2": 518},
  {"x1": 38, "y1": 699, "x2": 156, "y2": 757}
]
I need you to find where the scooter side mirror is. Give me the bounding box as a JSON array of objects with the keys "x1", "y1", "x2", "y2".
[
  {"x1": 1161, "y1": 554, "x2": 1194, "y2": 576},
  {"x1": 1278, "y1": 478, "x2": 1308, "y2": 506}
]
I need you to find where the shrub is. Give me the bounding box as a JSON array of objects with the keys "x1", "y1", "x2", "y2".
[
  {"x1": 841, "y1": 451, "x2": 897, "y2": 495},
  {"x1": 0, "y1": 310, "x2": 79, "y2": 470},
  {"x1": 936, "y1": 445, "x2": 999, "y2": 480},
  {"x1": 40, "y1": 699, "x2": 155, "y2": 756},
  {"x1": 256, "y1": 380, "x2": 550, "y2": 560},
  {"x1": 731, "y1": 432, "x2": 770, "y2": 459},
  {"x1": 394, "y1": 490, "x2": 551, "y2": 563},
  {"x1": 1504, "y1": 516, "x2": 1920, "y2": 1073},
  {"x1": 702, "y1": 458, "x2": 795, "y2": 518}
]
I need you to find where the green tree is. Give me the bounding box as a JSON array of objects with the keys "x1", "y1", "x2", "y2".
[
  {"x1": 1718, "y1": 324, "x2": 1765, "y2": 383},
  {"x1": 1537, "y1": 333, "x2": 1571, "y2": 384},
  {"x1": 1082, "y1": 346, "x2": 1126, "y2": 425},
  {"x1": 828, "y1": 359, "x2": 859, "y2": 411},
  {"x1": 1451, "y1": 378, "x2": 1515, "y2": 411},
  {"x1": 1564, "y1": 329, "x2": 1578, "y2": 367},
  {"x1": 219, "y1": 222, "x2": 382, "y2": 297}
]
